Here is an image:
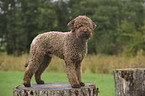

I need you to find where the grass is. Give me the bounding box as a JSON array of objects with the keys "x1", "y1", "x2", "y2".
[
  {"x1": 0, "y1": 52, "x2": 145, "y2": 73},
  {"x1": 0, "y1": 71, "x2": 115, "y2": 96},
  {"x1": 0, "y1": 52, "x2": 144, "y2": 96}
]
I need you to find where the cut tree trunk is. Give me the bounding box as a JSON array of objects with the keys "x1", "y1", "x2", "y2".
[
  {"x1": 113, "y1": 68, "x2": 145, "y2": 96},
  {"x1": 13, "y1": 82, "x2": 99, "y2": 96}
]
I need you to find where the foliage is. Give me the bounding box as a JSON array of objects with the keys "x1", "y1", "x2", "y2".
[
  {"x1": 117, "y1": 20, "x2": 145, "y2": 56},
  {"x1": 0, "y1": 0, "x2": 145, "y2": 56}
]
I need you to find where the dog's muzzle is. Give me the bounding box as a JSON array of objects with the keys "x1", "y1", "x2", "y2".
[
  {"x1": 82, "y1": 33, "x2": 90, "y2": 39},
  {"x1": 80, "y1": 30, "x2": 91, "y2": 39}
]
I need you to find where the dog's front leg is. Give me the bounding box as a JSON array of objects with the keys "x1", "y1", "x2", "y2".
[
  {"x1": 75, "y1": 61, "x2": 85, "y2": 87},
  {"x1": 65, "y1": 59, "x2": 81, "y2": 88}
]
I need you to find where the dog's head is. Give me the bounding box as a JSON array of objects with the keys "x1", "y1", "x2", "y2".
[{"x1": 67, "y1": 16, "x2": 96, "y2": 40}]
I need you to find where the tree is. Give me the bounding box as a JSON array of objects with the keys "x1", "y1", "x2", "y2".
[
  {"x1": 53, "y1": 0, "x2": 70, "y2": 31},
  {"x1": 117, "y1": 20, "x2": 145, "y2": 56},
  {"x1": 0, "y1": 0, "x2": 18, "y2": 54},
  {"x1": 0, "y1": 0, "x2": 145, "y2": 56},
  {"x1": 36, "y1": 0, "x2": 57, "y2": 32},
  {"x1": 92, "y1": 0, "x2": 122, "y2": 54}
]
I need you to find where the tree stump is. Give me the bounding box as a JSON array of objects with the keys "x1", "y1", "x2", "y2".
[
  {"x1": 13, "y1": 82, "x2": 99, "y2": 96},
  {"x1": 113, "y1": 68, "x2": 145, "y2": 96}
]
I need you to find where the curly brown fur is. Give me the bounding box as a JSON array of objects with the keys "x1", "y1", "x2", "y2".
[{"x1": 23, "y1": 16, "x2": 96, "y2": 88}]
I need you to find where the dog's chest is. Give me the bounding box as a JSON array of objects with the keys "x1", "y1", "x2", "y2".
[
  {"x1": 75, "y1": 52, "x2": 86, "y2": 61},
  {"x1": 66, "y1": 42, "x2": 87, "y2": 61}
]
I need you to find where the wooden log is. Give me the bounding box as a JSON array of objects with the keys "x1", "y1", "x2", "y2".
[
  {"x1": 113, "y1": 68, "x2": 145, "y2": 96},
  {"x1": 13, "y1": 82, "x2": 99, "y2": 96}
]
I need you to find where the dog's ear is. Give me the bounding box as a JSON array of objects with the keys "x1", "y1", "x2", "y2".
[
  {"x1": 92, "y1": 22, "x2": 96, "y2": 30},
  {"x1": 67, "y1": 19, "x2": 75, "y2": 32}
]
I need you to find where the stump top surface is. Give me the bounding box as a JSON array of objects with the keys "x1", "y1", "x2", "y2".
[
  {"x1": 16, "y1": 82, "x2": 95, "y2": 91},
  {"x1": 113, "y1": 68, "x2": 145, "y2": 71}
]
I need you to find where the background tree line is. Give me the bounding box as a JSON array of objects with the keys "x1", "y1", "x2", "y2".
[{"x1": 0, "y1": 0, "x2": 145, "y2": 56}]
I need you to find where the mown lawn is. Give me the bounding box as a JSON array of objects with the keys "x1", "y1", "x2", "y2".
[{"x1": 0, "y1": 71, "x2": 115, "y2": 96}]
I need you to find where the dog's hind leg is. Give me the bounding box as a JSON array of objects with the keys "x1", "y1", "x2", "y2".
[
  {"x1": 23, "y1": 51, "x2": 47, "y2": 87},
  {"x1": 35, "y1": 53, "x2": 52, "y2": 84}
]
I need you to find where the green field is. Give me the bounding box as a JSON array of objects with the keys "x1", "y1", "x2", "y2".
[
  {"x1": 0, "y1": 71, "x2": 115, "y2": 96},
  {"x1": 1, "y1": 52, "x2": 144, "y2": 96}
]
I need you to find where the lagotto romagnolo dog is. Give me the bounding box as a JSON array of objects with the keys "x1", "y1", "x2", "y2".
[{"x1": 23, "y1": 16, "x2": 96, "y2": 88}]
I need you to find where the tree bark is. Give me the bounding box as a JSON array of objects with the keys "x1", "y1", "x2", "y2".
[
  {"x1": 13, "y1": 82, "x2": 99, "y2": 96},
  {"x1": 113, "y1": 68, "x2": 145, "y2": 96}
]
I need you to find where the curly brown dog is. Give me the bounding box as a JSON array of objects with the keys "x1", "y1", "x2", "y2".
[{"x1": 23, "y1": 16, "x2": 96, "y2": 88}]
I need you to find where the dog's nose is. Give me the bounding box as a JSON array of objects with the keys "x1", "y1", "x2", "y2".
[{"x1": 84, "y1": 30, "x2": 87, "y2": 32}]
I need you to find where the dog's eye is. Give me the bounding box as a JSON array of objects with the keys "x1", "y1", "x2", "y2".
[
  {"x1": 76, "y1": 24, "x2": 84, "y2": 28},
  {"x1": 79, "y1": 25, "x2": 83, "y2": 28}
]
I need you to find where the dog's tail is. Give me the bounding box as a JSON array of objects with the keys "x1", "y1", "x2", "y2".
[
  {"x1": 25, "y1": 62, "x2": 28, "y2": 67},
  {"x1": 25, "y1": 56, "x2": 30, "y2": 67}
]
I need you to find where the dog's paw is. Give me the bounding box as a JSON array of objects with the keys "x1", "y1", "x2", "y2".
[
  {"x1": 80, "y1": 82, "x2": 85, "y2": 87},
  {"x1": 72, "y1": 84, "x2": 81, "y2": 88},
  {"x1": 23, "y1": 83, "x2": 31, "y2": 87},
  {"x1": 36, "y1": 80, "x2": 45, "y2": 84}
]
